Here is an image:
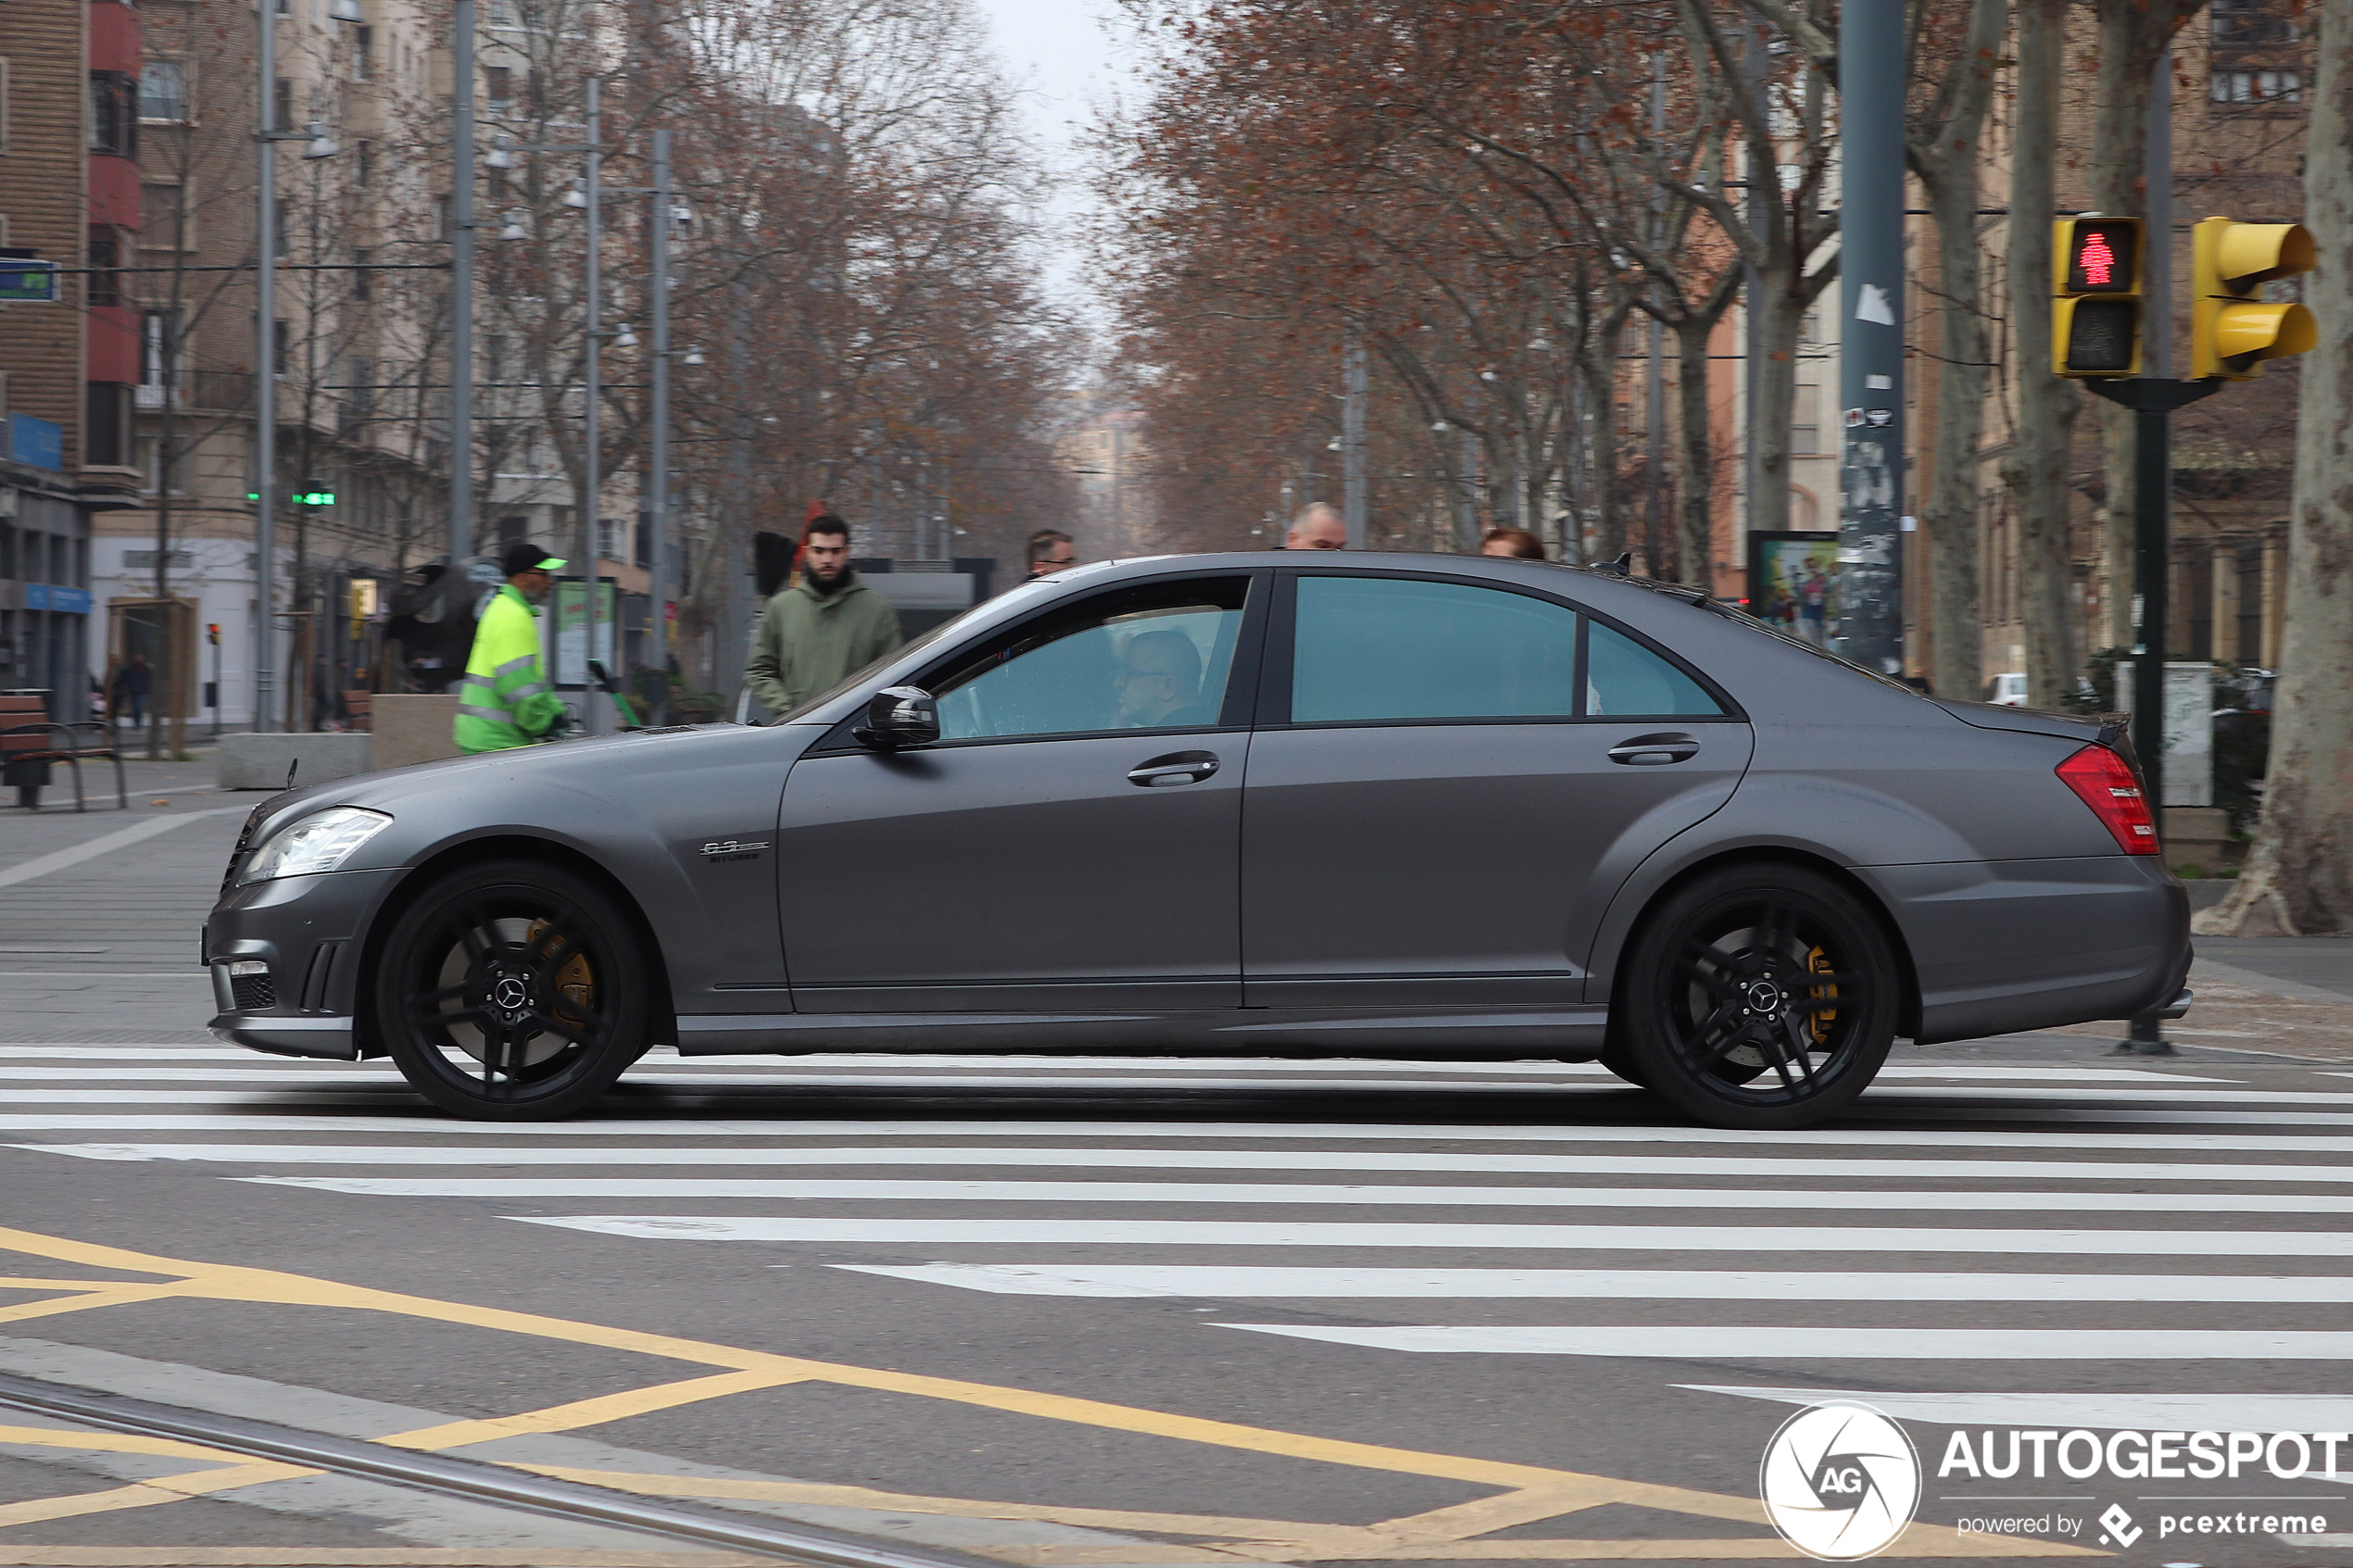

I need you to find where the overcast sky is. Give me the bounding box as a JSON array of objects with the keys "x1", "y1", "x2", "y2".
[{"x1": 971, "y1": 0, "x2": 1136, "y2": 329}]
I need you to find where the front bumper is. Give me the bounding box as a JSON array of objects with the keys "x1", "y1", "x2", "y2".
[{"x1": 203, "y1": 866, "x2": 404, "y2": 1060}]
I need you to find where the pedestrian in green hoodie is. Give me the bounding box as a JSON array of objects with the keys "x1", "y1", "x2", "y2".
[{"x1": 743, "y1": 514, "x2": 903, "y2": 717}]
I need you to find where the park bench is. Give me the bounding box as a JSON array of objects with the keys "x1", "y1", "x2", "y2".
[{"x1": 0, "y1": 693, "x2": 128, "y2": 811}]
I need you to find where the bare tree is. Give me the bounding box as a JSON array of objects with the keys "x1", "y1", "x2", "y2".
[
  {"x1": 1906, "y1": 0, "x2": 2007, "y2": 701},
  {"x1": 2000, "y1": 0, "x2": 2082, "y2": 710},
  {"x1": 2196, "y1": 3, "x2": 2353, "y2": 937}
]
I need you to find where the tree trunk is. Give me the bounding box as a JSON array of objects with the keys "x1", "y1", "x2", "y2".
[
  {"x1": 1672, "y1": 314, "x2": 1718, "y2": 586},
  {"x1": 1912, "y1": 0, "x2": 2007, "y2": 704},
  {"x1": 2002, "y1": 0, "x2": 2082, "y2": 709},
  {"x1": 2196, "y1": 6, "x2": 2353, "y2": 937},
  {"x1": 1747, "y1": 271, "x2": 1804, "y2": 544}
]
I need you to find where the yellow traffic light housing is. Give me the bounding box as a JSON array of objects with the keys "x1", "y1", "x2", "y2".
[
  {"x1": 2052, "y1": 217, "x2": 2143, "y2": 377},
  {"x1": 2192, "y1": 217, "x2": 2317, "y2": 381}
]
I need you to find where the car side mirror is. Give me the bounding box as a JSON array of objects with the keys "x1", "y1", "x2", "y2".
[{"x1": 853, "y1": 685, "x2": 939, "y2": 751}]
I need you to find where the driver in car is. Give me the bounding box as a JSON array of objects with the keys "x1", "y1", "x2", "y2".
[{"x1": 1115, "y1": 630, "x2": 1214, "y2": 729}]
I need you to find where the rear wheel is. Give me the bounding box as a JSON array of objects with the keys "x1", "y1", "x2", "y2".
[
  {"x1": 1618, "y1": 864, "x2": 1897, "y2": 1129},
  {"x1": 375, "y1": 859, "x2": 648, "y2": 1120}
]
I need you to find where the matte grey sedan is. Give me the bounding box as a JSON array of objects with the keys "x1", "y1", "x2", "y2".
[{"x1": 203, "y1": 554, "x2": 2190, "y2": 1128}]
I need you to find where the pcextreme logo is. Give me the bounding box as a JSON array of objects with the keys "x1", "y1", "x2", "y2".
[{"x1": 1759, "y1": 1400, "x2": 1922, "y2": 1561}]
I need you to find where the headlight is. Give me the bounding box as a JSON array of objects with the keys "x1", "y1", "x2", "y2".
[{"x1": 235, "y1": 807, "x2": 394, "y2": 885}]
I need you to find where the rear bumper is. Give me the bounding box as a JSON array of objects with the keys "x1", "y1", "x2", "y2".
[{"x1": 1859, "y1": 855, "x2": 2191, "y2": 1044}]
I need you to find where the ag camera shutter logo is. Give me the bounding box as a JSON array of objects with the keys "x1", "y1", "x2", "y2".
[{"x1": 1759, "y1": 1401, "x2": 1921, "y2": 1560}]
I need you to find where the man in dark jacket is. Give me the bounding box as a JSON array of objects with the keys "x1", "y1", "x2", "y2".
[{"x1": 744, "y1": 515, "x2": 902, "y2": 716}]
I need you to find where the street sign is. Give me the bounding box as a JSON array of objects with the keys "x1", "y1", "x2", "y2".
[
  {"x1": 2191, "y1": 217, "x2": 2317, "y2": 381},
  {"x1": 2052, "y1": 218, "x2": 2143, "y2": 377},
  {"x1": 0, "y1": 259, "x2": 58, "y2": 304}
]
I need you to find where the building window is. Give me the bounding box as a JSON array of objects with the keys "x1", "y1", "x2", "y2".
[
  {"x1": 272, "y1": 77, "x2": 293, "y2": 133},
  {"x1": 353, "y1": 26, "x2": 373, "y2": 82},
  {"x1": 355, "y1": 139, "x2": 373, "y2": 187},
  {"x1": 2210, "y1": 69, "x2": 2302, "y2": 104},
  {"x1": 341, "y1": 358, "x2": 374, "y2": 435},
  {"x1": 137, "y1": 309, "x2": 181, "y2": 407},
  {"x1": 89, "y1": 71, "x2": 137, "y2": 157},
  {"x1": 273, "y1": 320, "x2": 290, "y2": 379},
  {"x1": 84, "y1": 383, "x2": 133, "y2": 467},
  {"x1": 86, "y1": 228, "x2": 121, "y2": 306},
  {"x1": 597, "y1": 516, "x2": 620, "y2": 562},
  {"x1": 353, "y1": 247, "x2": 372, "y2": 299},
  {"x1": 138, "y1": 60, "x2": 185, "y2": 122},
  {"x1": 2211, "y1": 0, "x2": 2298, "y2": 46},
  {"x1": 484, "y1": 65, "x2": 511, "y2": 116}
]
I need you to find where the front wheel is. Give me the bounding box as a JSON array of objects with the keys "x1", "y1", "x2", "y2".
[
  {"x1": 375, "y1": 859, "x2": 648, "y2": 1120},
  {"x1": 1617, "y1": 864, "x2": 1898, "y2": 1130}
]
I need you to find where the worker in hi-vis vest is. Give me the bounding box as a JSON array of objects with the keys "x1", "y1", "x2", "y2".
[{"x1": 454, "y1": 542, "x2": 569, "y2": 754}]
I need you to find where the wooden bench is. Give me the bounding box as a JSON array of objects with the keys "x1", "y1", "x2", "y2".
[
  {"x1": 343, "y1": 691, "x2": 372, "y2": 732},
  {"x1": 0, "y1": 693, "x2": 128, "y2": 811}
]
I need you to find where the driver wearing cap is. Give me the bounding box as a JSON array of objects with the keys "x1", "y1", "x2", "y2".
[{"x1": 453, "y1": 541, "x2": 571, "y2": 753}]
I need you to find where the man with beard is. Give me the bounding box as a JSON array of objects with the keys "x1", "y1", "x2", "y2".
[{"x1": 744, "y1": 514, "x2": 903, "y2": 717}]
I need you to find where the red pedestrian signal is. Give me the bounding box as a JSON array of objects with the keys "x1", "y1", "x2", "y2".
[
  {"x1": 206, "y1": 622, "x2": 220, "y2": 645},
  {"x1": 2052, "y1": 217, "x2": 2144, "y2": 378}
]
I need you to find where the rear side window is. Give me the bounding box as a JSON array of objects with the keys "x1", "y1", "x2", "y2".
[
  {"x1": 1287, "y1": 574, "x2": 1727, "y2": 724},
  {"x1": 1291, "y1": 576, "x2": 1579, "y2": 721},
  {"x1": 1586, "y1": 621, "x2": 1722, "y2": 716}
]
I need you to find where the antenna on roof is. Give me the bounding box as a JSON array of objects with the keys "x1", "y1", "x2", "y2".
[{"x1": 1594, "y1": 551, "x2": 1633, "y2": 577}]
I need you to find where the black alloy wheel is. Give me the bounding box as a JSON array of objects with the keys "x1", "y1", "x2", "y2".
[
  {"x1": 1617, "y1": 863, "x2": 1897, "y2": 1129},
  {"x1": 375, "y1": 859, "x2": 648, "y2": 1120}
]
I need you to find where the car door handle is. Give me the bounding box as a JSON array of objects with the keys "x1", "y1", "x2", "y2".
[
  {"x1": 1607, "y1": 733, "x2": 1700, "y2": 766},
  {"x1": 1128, "y1": 751, "x2": 1220, "y2": 787}
]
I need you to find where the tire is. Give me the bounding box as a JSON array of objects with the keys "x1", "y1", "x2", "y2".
[
  {"x1": 1617, "y1": 863, "x2": 1898, "y2": 1130},
  {"x1": 375, "y1": 859, "x2": 649, "y2": 1120},
  {"x1": 1596, "y1": 1038, "x2": 1651, "y2": 1090}
]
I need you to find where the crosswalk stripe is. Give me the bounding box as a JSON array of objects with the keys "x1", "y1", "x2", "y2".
[
  {"x1": 0, "y1": 1062, "x2": 2322, "y2": 1103},
  {"x1": 512, "y1": 1215, "x2": 2353, "y2": 1254},
  {"x1": 0, "y1": 1047, "x2": 2235, "y2": 1083},
  {"x1": 1209, "y1": 1323, "x2": 2353, "y2": 1359},
  {"x1": 833, "y1": 1262, "x2": 2353, "y2": 1302},
  {"x1": 45, "y1": 1144, "x2": 2353, "y2": 1182},
  {"x1": 237, "y1": 1175, "x2": 2353, "y2": 1214},
  {"x1": 15, "y1": 1086, "x2": 2353, "y2": 1124},
  {"x1": 9, "y1": 1115, "x2": 2353, "y2": 1150}
]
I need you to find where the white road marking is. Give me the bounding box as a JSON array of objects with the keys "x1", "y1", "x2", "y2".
[
  {"x1": 510, "y1": 1215, "x2": 2353, "y2": 1255},
  {"x1": 833, "y1": 1263, "x2": 2353, "y2": 1303},
  {"x1": 12, "y1": 1115, "x2": 2353, "y2": 1151},
  {"x1": 1211, "y1": 1323, "x2": 2353, "y2": 1359},
  {"x1": 45, "y1": 1143, "x2": 2353, "y2": 1183},
  {"x1": 0, "y1": 805, "x2": 247, "y2": 891},
  {"x1": 237, "y1": 1175, "x2": 2353, "y2": 1214},
  {"x1": 4, "y1": 1089, "x2": 2342, "y2": 1127},
  {"x1": 1681, "y1": 1385, "x2": 2353, "y2": 1434}
]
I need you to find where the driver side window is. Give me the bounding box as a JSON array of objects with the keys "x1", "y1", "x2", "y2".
[{"x1": 928, "y1": 577, "x2": 1252, "y2": 743}]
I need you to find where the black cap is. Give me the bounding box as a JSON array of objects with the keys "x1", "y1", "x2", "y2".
[{"x1": 499, "y1": 541, "x2": 566, "y2": 578}]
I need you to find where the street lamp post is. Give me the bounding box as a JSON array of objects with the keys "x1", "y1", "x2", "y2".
[
  {"x1": 647, "y1": 130, "x2": 673, "y2": 723},
  {"x1": 255, "y1": 0, "x2": 279, "y2": 734},
  {"x1": 449, "y1": 0, "x2": 477, "y2": 564}
]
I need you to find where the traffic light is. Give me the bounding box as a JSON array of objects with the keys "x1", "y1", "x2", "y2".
[
  {"x1": 206, "y1": 622, "x2": 220, "y2": 646},
  {"x1": 2052, "y1": 217, "x2": 2143, "y2": 377},
  {"x1": 2192, "y1": 217, "x2": 2317, "y2": 381}
]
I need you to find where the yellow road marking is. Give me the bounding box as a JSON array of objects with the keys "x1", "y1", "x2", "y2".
[
  {"x1": 373, "y1": 1369, "x2": 815, "y2": 1452},
  {"x1": 0, "y1": 1423, "x2": 250, "y2": 1466},
  {"x1": 0, "y1": 1226, "x2": 2105, "y2": 1561},
  {"x1": 0, "y1": 1282, "x2": 193, "y2": 1327}
]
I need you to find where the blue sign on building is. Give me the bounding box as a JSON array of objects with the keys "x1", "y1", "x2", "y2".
[
  {"x1": 24, "y1": 585, "x2": 90, "y2": 615},
  {"x1": 7, "y1": 413, "x2": 64, "y2": 471}
]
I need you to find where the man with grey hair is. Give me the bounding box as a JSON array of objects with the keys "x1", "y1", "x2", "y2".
[{"x1": 1284, "y1": 502, "x2": 1347, "y2": 550}]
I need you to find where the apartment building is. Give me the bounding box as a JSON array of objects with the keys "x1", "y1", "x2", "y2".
[{"x1": 0, "y1": 0, "x2": 146, "y2": 719}]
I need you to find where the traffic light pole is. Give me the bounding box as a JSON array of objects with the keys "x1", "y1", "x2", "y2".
[{"x1": 2086, "y1": 373, "x2": 2217, "y2": 1053}]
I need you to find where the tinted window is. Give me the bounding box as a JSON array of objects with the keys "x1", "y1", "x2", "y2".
[
  {"x1": 1291, "y1": 576, "x2": 1579, "y2": 722},
  {"x1": 931, "y1": 578, "x2": 1248, "y2": 741},
  {"x1": 1587, "y1": 621, "x2": 1722, "y2": 715}
]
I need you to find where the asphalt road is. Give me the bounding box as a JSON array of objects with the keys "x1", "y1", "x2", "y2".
[{"x1": 6, "y1": 768, "x2": 2353, "y2": 1567}]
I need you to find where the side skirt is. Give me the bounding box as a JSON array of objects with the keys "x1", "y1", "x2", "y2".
[{"x1": 673, "y1": 1008, "x2": 1609, "y2": 1060}]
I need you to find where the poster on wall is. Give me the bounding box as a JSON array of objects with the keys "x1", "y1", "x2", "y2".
[{"x1": 1746, "y1": 532, "x2": 1840, "y2": 648}]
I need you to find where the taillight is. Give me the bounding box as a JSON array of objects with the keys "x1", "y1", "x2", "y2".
[{"x1": 2057, "y1": 744, "x2": 2158, "y2": 854}]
